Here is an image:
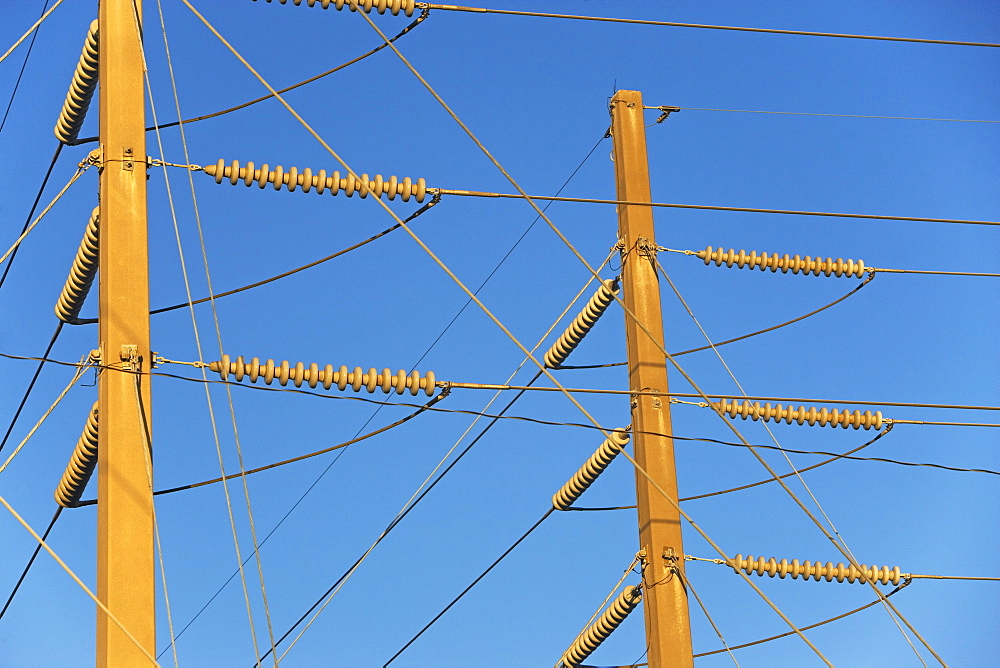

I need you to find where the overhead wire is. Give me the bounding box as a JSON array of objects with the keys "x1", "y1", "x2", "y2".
[
  {"x1": 654, "y1": 258, "x2": 923, "y2": 656},
  {"x1": 76, "y1": 389, "x2": 449, "y2": 506},
  {"x1": 432, "y1": 189, "x2": 1000, "y2": 227},
  {"x1": 422, "y1": 4, "x2": 1000, "y2": 48},
  {"x1": 0, "y1": 357, "x2": 88, "y2": 476},
  {"x1": 165, "y1": 130, "x2": 608, "y2": 660},
  {"x1": 70, "y1": 6, "x2": 430, "y2": 146},
  {"x1": 690, "y1": 578, "x2": 913, "y2": 658},
  {"x1": 676, "y1": 568, "x2": 739, "y2": 667},
  {"x1": 558, "y1": 271, "x2": 876, "y2": 367},
  {"x1": 344, "y1": 12, "x2": 831, "y2": 662},
  {"x1": 383, "y1": 509, "x2": 554, "y2": 665},
  {"x1": 0, "y1": 0, "x2": 65, "y2": 66},
  {"x1": 0, "y1": 0, "x2": 51, "y2": 133},
  {"x1": 646, "y1": 105, "x2": 1000, "y2": 124},
  {"x1": 0, "y1": 494, "x2": 160, "y2": 666},
  {"x1": 0, "y1": 506, "x2": 62, "y2": 620},
  {"x1": 0, "y1": 153, "x2": 93, "y2": 270},
  {"x1": 0, "y1": 323, "x2": 64, "y2": 455},
  {"x1": 5, "y1": 352, "x2": 998, "y2": 421},
  {"x1": 345, "y1": 34, "x2": 943, "y2": 655},
  {"x1": 151, "y1": 0, "x2": 270, "y2": 659},
  {"x1": 0, "y1": 144, "x2": 63, "y2": 294},
  {"x1": 266, "y1": 259, "x2": 617, "y2": 665}
]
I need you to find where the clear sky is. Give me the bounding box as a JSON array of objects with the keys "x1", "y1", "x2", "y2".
[{"x1": 1, "y1": 1, "x2": 998, "y2": 666}]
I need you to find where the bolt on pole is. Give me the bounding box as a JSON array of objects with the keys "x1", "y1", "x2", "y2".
[
  {"x1": 611, "y1": 89, "x2": 693, "y2": 668},
  {"x1": 97, "y1": 0, "x2": 155, "y2": 663}
]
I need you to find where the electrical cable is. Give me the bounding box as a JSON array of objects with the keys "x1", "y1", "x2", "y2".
[
  {"x1": 5, "y1": 353, "x2": 999, "y2": 421},
  {"x1": 557, "y1": 272, "x2": 875, "y2": 367},
  {"x1": 433, "y1": 189, "x2": 1000, "y2": 227},
  {"x1": 0, "y1": 506, "x2": 62, "y2": 620},
  {"x1": 648, "y1": 105, "x2": 1000, "y2": 124},
  {"x1": 150, "y1": 2, "x2": 269, "y2": 657},
  {"x1": 383, "y1": 508, "x2": 555, "y2": 666},
  {"x1": 0, "y1": 495, "x2": 160, "y2": 666},
  {"x1": 0, "y1": 322, "x2": 63, "y2": 456},
  {"x1": 0, "y1": 143, "x2": 63, "y2": 294},
  {"x1": 0, "y1": 0, "x2": 50, "y2": 133},
  {"x1": 676, "y1": 568, "x2": 740, "y2": 667},
  {"x1": 70, "y1": 194, "x2": 442, "y2": 324},
  {"x1": 257, "y1": 371, "x2": 545, "y2": 666},
  {"x1": 154, "y1": 140, "x2": 608, "y2": 659},
  {"x1": 424, "y1": 4, "x2": 1000, "y2": 48},
  {"x1": 75, "y1": 389, "x2": 448, "y2": 506},
  {"x1": 690, "y1": 579, "x2": 912, "y2": 658},
  {"x1": 654, "y1": 256, "x2": 925, "y2": 659},
  {"x1": 0, "y1": 156, "x2": 94, "y2": 269},
  {"x1": 70, "y1": 7, "x2": 430, "y2": 146},
  {"x1": 0, "y1": 0, "x2": 65, "y2": 66}
]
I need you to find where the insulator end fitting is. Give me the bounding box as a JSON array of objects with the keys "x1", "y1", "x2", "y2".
[
  {"x1": 210, "y1": 354, "x2": 437, "y2": 396},
  {"x1": 544, "y1": 279, "x2": 620, "y2": 368},
  {"x1": 729, "y1": 554, "x2": 902, "y2": 585},
  {"x1": 695, "y1": 246, "x2": 866, "y2": 278},
  {"x1": 204, "y1": 159, "x2": 428, "y2": 202},
  {"x1": 712, "y1": 399, "x2": 883, "y2": 430},
  {"x1": 552, "y1": 429, "x2": 630, "y2": 510}
]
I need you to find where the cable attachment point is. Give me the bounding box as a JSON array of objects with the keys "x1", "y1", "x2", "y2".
[{"x1": 653, "y1": 105, "x2": 681, "y2": 124}]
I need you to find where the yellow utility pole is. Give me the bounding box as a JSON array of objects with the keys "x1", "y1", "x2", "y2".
[
  {"x1": 97, "y1": 0, "x2": 155, "y2": 663},
  {"x1": 611, "y1": 89, "x2": 693, "y2": 667}
]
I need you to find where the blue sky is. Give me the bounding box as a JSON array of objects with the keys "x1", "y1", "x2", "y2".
[{"x1": 1, "y1": 1, "x2": 997, "y2": 665}]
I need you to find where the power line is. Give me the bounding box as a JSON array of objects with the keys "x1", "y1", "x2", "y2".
[
  {"x1": 71, "y1": 195, "x2": 442, "y2": 324},
  {"x1": 383, "y1": 508, "x2": 554, "y2": 666},
  {"x1": 433, "y1": 189, "x2": 1000, "y2": 227},
  {"x1": 0, "y1": 144, "x2": 63, "y2": 294},
  {"x1": 4, "y1": 353, "x2": 998, "y2": 420},
  {"x1": 426, "y1": 4, "x2": 1000, "y2": 48},
  {"x1": 649, "y1": 105, "x2": 1000, "y2": 124},
  {"x1": 0, "y1": 0, "x2": 50, "y2": 133},
  {"x1": 69, "y1": 7, "x2": 431, "y2": 145}
]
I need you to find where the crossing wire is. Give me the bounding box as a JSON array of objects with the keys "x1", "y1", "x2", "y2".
[
  {"x1": 0, "y1": 323, "x2": 63, "y2": 456},
  {"x1": 70, "y1": 7, "x2": 430, "y2": 146},
  {"x1": 0, "y1": 0, "x2": 51, "y2": 133},
  {"x1": 151, "y1": 0, "x2": 271, "y2": 659},
  {"x1": 264, "y1": 263, "x2": 617, "y2": 665},
  {"x1": 425, "y1": 4, "x2": 1000, "y2": 48},
  {"x1": 653, "y1": 256, "x2": 925, "y2": 659},
  {"x1": 0, "y1": 0, "x2": 66, "y2": 66},
  {"x1": 161, "y1": 135, "x2": 609, "y2": 659},
  {"x1": 341, "y1": 10, "x2": 832, "y2": 664},
  {"x1": 0, "y1": 495, "x2": 160, "y2": 666},
  {"x1": 0, "y1": 144, "x2": 64, "y2": 293},
  {"x1": 349, "y1": 13, "x2": 943, "y2": 659},
  {"x1": 646, "y1": 105, "x2": 1000, "y2": 124}
]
